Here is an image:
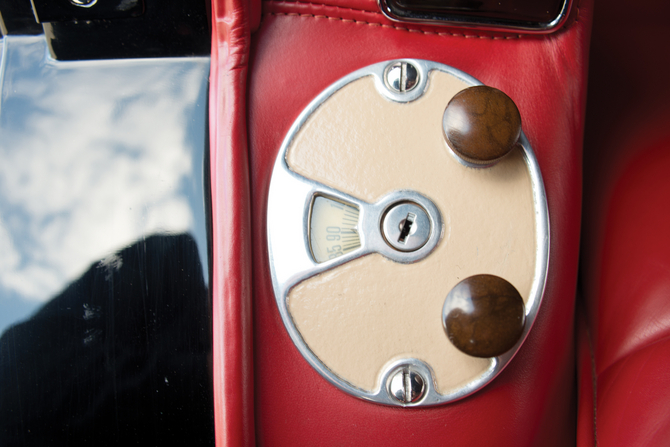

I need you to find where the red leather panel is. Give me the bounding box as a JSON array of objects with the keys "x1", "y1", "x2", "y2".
[
  {"x1": 582, "y1": 3, "x2": 670, "y2": 355},
  {"x1": 261, "y1": 0, "x2": 580, "y2": 34},
  {"x1": 597, "y1": 337, "x2": 670, "y2": 445},
  {"x1": 580, "y1": 140, "x2": 670, "y2": 445},
  {"x1": 592, "y1": 142, "x2": 670, "y2": 374},
  {"x1": 247, "y1": 0, "x2": 592, "y2": 445},
  {"x1": 580, "y1": 2, "x2": 670, "y2": 444},
  {"x1": 210, "y1": 0, "x2": 255, "y2": 445}
]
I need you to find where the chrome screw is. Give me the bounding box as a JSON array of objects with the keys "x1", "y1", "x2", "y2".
[
  {"x1": 388, "y1": 367, "x2": 425, "y2": 404},
  {"x1": 384, "y1": 62, "x2": 419, "y2": 93},
  {"x1": 70, "y1": 0, "x2": 98, "y2": 7}
]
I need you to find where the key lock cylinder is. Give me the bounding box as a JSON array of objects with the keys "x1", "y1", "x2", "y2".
[{"x1": 267, "y1": 60, "x2": 549, "y2": 406}]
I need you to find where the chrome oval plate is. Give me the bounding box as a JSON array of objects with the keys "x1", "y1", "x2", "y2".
[{"x1": 267, "y1": 59, "x2": 549, "y2": 406}]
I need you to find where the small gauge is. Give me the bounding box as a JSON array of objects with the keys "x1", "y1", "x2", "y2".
[{"x1": 309, "y1": 196, "x2": 361, "y2": 263}]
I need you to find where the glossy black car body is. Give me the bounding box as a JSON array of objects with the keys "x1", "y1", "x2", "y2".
[{"x1": 0, "y1": 3, "x2": 215, "y2": 442}]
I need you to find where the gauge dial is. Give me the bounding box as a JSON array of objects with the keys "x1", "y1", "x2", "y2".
[{"x1": 309, "y1": 196, "x2": 361, "y2": 263}]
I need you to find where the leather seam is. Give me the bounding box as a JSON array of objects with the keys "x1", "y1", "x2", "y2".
[
  {"x1": 262, "y1": 11, "x2": 524, "y2": 39},
  {"x1": 585, "y1": 317, "x2": 598, "y2": 446},
  {"x1": 263, "y1": 0, "x2": 583, "y2": 36},
  {"x1": 564, "y1": 0, "x2": 582, "y2": 30},
  {"x1": 268, "y1": 0, "x2": 378, "y2": 14}
]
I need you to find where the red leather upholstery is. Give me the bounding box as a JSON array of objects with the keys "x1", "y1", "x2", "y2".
[
  {"x1": 210, "y1": 0, "x2": 256, "y2": 445},
  {"x1": 580, "y1": 142, "x2": 670, "y2": 446},
  {"x1": 591, "y1": 145, "x2": 670, "y2": 374},
  {"x1": 579, "y1": 1, "x2": 670, "y2": 444},
  {"x1": 236, "y1": 0, "x2": 593, "y2": 445}
]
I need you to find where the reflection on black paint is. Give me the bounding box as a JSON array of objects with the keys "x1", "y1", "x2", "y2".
[{"x1": 0, "y1": 234, "x2": 214, "y2": 445}]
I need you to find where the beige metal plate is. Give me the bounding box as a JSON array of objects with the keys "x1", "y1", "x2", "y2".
[{"x1": 285, "y1": 71, "x2": 535, "y2": 394}]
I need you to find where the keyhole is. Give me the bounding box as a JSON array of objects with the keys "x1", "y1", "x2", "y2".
[{"x1": 398, "y1": 212, "x2": 416, "y2": 244}]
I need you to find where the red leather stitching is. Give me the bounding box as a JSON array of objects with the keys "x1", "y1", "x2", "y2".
[
  {"x1": 262, "y1": 12, "x2": 524, "y2": 39},
  {"x1": 268, "y1": 0, "x2": 378, "y2": 14},
  {"x1": 262, "y1": 0, "x2": 584, "y2": 37}
]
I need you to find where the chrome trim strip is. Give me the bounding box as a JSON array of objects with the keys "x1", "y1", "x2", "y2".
[{"x1": 378, "y1": 0, "x2": 572, "y2": 34}]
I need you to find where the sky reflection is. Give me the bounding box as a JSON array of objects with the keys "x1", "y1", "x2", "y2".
[{"x1": 0, "y1": 35, "x2": 210, "y2": 333}]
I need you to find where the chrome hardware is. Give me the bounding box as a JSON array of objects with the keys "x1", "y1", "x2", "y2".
[
  {"x1": 382, "y1": 201, "x2": 431, "y2": 252},
  {"x1": 70, "y1": 0, "x2": 98, "y2": 7},
  {"x1": 388, "y1": 366, "x2": 426, "y2": 404},
  {"x1": 384, "y1": 61, "x2": 419, "y2": 93},
  {"x1": 378, "y1": 0, "x2": 572, "y2": 34}
]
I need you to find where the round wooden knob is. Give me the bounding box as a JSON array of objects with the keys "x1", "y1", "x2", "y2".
[
  {"x1": 443, "y1": 86, "x2": 522, "y2": 165},
  {"x1": 443, "y1": 274, "x2": 525, "y2": 358}
]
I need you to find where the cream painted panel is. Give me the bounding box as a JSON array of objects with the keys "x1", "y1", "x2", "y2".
[{"x1": 286, "y1": 72, "x2": 535, "y2": 393}]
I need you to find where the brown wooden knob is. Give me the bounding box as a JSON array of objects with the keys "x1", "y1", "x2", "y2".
[
  {"x1": 443, "y1": 274, "x2": 525, "y2": 358},
  {"x1": 443, "y1": 86, "x2": 522, "y2": 165}
]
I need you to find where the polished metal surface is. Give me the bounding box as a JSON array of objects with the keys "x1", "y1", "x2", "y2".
[
  {"x1": 268, "y1": 180, "x2": 442, "y2": 292},
  {"x1": 382, "y1": 201, "x2": 431, "y2": 252},
  {"x1": 38, "y1": 0, "x2": 208, "y2": 60},
  {"x1": 70, "y1": 0, "x2": 97, "y2": 7},
  {"x1": 384, "y1": 61, "x2": 419, "y2": 93},
  {"x1": 378, "y1": 0, "x2": 572, "y2": 33},
  {"x1": 267, "y1": 59, "x2": 550, "y2": 407},
  {"x1": 388, "y1": 366, "x2": 426, "y2": 404},
  {"x1": 0, "y1": 35, "x2": 213, "y2": 444}
]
